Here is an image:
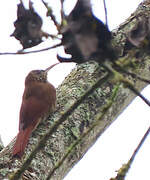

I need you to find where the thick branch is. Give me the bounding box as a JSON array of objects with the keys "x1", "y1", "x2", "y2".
[{"x1": 0, "y1": 1, "x2": 150, "y2": 180}]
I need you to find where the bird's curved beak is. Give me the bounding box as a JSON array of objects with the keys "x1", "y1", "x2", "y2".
[{"x1": 44, "y1": 62, "x2": 60, "y2": 73}]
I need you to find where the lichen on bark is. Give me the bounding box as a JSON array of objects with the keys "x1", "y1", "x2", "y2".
[{"x1": 1, "y1": 1, "x2": 150, "y2": 180}]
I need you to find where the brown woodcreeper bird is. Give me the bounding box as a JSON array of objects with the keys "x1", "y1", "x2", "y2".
[{"x1": 12, "y1": 63, "x2": 59, "y2": 158}]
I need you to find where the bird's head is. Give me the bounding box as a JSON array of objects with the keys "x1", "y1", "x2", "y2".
[{"x1": 25, "y1": 63, "x2": 59, "y2": 85}]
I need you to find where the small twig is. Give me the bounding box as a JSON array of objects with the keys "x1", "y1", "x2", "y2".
[
  {"x1": 103, "y1": 0, "x2": 108, "y2": 27},
  {"x1": 60, "y1": 0, "x2": 66, "y2": 26},
  {"x1": 42, "y1": 32, "x2": 61, "y2": 40},
  {"x1": 41, "y1": 0, "x2": 61, "y2": 33},
  {"x1": 113, "y1": 62, "x2": 150, "y2": 84},
  {"x1": 123, "y1": 80, "x2": 150, "y2": 107},
  {"x1": 129, "y1": 126, "x2": 150, "y2": 164},
  {"x1": 110, "y1": 126, "x2": 150, "y2": 180},
  {"x1": 121, "y1": 70, "x2": 150, "y2": 84},
  {"x1": 103, "y1": 61, "x2": 150, "y2": 107},
  {"x1": 0, "y1": 43, "x2": 62, "y2": 55}
]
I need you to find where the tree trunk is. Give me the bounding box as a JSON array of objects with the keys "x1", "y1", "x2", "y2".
[
  {"x1": 0, "y1": 1, "x2": 150, "y2": 179},
  {"x1": 0, "y1": 136, "x2": 4, "y2": 151}
]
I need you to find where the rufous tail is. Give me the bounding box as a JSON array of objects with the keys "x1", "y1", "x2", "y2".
[{"x1": 12, "y1": 126, "x2": 33, "y2": 158}]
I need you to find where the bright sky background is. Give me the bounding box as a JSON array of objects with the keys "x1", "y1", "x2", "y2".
[{"x1": 0, "y1": 0, "x2": 149, "y2": 180}]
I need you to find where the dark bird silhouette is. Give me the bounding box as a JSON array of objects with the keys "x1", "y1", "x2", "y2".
[
  {"x1": 11, "y1": 0, "x2": 47, "y2": 49},
  {"x1": 13, "y1": 63, "x2": 59, "y2": 158},
  {"x1": 57, "y1": 0, "x2": 116, "y2": 63}
]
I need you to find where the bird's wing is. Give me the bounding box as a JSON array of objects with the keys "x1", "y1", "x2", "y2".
[{"x1": 19, "y1": 95, "x2": 48, "y2": 130}]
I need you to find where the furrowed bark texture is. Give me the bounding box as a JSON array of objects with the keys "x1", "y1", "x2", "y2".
[
  {"x1": 0, "y1": 136, "x2": 4, "y2": 151},
  {"x1": 0, "y1": 1, "x2": 150, "y2": 179}
]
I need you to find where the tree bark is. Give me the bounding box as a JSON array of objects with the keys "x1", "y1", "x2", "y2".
[
  {"x1": 0, "y1": 136, "x2": 4, "y2": 151},
  {"x1": 0, "y1": 1, "x2": 150, "y2": 179}
]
